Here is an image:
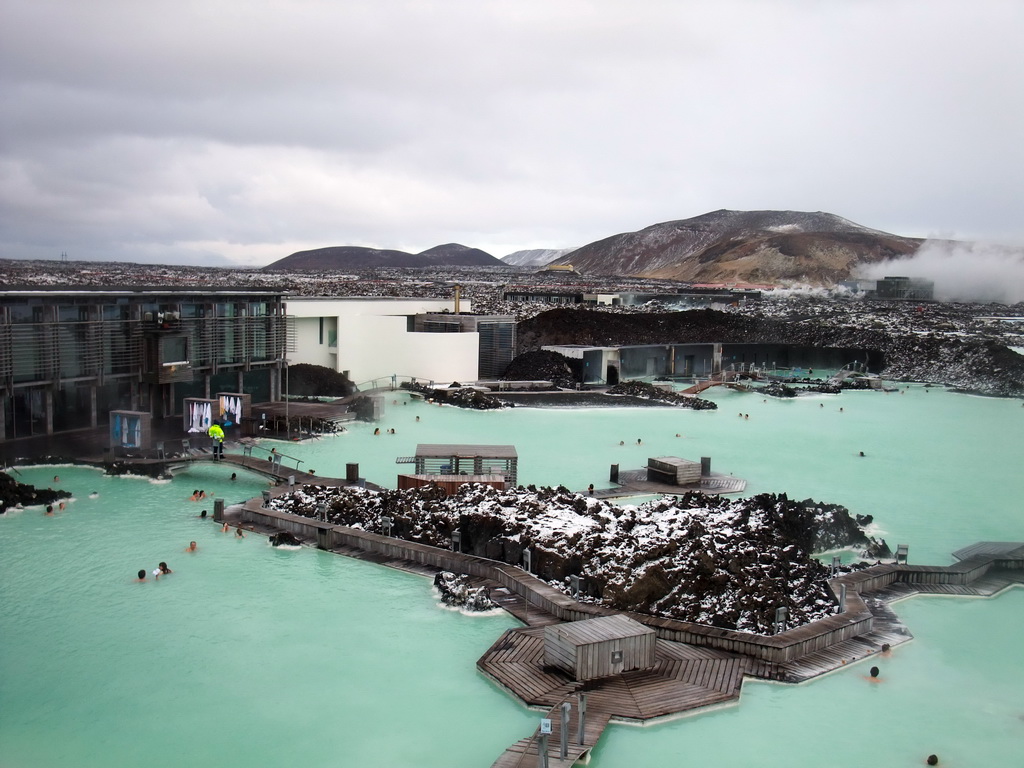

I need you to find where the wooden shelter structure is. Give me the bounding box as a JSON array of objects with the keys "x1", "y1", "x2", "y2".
[
  {"x1": 647, "y1": 456, "x2": 702, "y2": 486},
  {"x1": 397, "y1": 444, "x2": 519, "y2": 487},
  {"x1": 109, "y1": 410, "x2": 152, "y2": 452},
  {"x1": 543, "y1": 615, "x2": 656, "y2": 682}
]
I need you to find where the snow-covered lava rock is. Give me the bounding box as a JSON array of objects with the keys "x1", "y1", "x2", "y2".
[{"x1": 268, "y1": 482, "x2": 880, "y2": 634}]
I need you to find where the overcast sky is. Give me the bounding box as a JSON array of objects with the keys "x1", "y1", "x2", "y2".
[{"x1": 2, "y1": 0, "x2": 1023, "y2": 267}]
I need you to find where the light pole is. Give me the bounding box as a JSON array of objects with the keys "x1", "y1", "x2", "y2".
[{"x1": 284, "y1": 360, "x2": 290, "y2": 441}]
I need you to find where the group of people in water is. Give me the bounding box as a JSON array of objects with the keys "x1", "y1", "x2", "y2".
[{"x1": 135, "y1": 562, "x2": 172, "y2": 582}]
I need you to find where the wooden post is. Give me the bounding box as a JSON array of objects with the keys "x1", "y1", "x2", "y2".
[
  {"x1": 774, "y1": 606, "x2": 788, "y2": 634},
  {"x1": 213, "y1": 498, "x2": 225, "y2": 522},
  {"x1": 838, "y1": 583, "x2": 847, "y2": 613},
  {"x1": 609, "y1": 464, "x2": 619, "y2": 483},
  {"x1": 577, "y1": 693, "x2": 587, "y2": 744},
  {"x1": 560, "y1": 701, "x2": 571, "y2": 758},
  {"x1": 537, "y1": 733, "x2": 548, "y2": 768}
]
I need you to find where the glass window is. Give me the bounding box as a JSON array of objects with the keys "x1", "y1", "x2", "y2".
[{"x1": 162, "y1": 336, "x2": 188, "y2": 364}]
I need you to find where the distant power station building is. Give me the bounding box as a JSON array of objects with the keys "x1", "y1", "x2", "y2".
[
  {"x1": 841, "y1": 276, "x2": 935, "y2": 301},
  {"x1": 874, "y1": 276, "x2": 935, "y2": 301}
]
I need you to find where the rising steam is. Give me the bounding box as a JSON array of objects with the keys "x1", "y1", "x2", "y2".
[{"x1": 858, "y1": 240, "x2": 1024, "y2": 304}]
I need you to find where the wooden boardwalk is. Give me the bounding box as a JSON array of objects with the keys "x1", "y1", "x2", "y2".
[{"x1": 491, "y1": 700, "x2": 611, "y2": 768}]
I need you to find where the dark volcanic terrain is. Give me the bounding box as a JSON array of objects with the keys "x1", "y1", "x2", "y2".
[
  {"x1": 517, "y1": 302, "x2": 1024, "y2": 396},
  {"x1": 265, "y1": 242, "x2": 505, "y2": 271}
]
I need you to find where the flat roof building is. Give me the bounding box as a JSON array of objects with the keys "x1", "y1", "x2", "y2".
[{"x1": 0, "y1": 287, "x2": 288, "y2": 441}]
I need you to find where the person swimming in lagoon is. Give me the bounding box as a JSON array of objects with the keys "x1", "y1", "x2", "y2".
[
  {"x1": 221, "y1": 522, "x2": 229, "y2": 533},
  {"x1": 235, "y1": 527, "x2": 245, "y2": 538},
  {"x1": 135, "y1": 569, "x2": 147, "y2": 582},
  {"x1": 186, "y1": 541, "x2": 198, "y2": 552},
  {"x1": 865, "y1": 665, "x2": 882, "y2": 682}
]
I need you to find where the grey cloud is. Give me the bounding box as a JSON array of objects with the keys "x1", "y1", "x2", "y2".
[{"x1": 1, "y1": 0, "x2": 1023, "y2": 266}]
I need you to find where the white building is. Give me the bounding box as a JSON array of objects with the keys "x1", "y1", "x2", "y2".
[{"x1": 285, "y1": 297, "x2": 481, "y2": 386}]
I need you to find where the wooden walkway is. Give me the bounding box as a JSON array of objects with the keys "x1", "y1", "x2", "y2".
[{"x1": 491, "y1": 700, "x2": 611, "y2": 768}]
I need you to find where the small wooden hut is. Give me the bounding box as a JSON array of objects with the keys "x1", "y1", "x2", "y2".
[
  {"x1": 543, "y1": 615, "x2": 656, "y2": 682},
  {"x1": 398, "y1": 444, "x2": 518, "y2": 487},
  {"x1": 647, "y1": 456, "x2": 702, "y2": 486}
]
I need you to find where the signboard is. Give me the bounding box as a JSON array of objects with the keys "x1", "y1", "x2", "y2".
[{"x1": 539, "y1": 718, "x2": 552, "y2": 734}]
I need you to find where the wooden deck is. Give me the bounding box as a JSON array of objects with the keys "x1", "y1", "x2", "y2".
[
  {"x1": 594, "y1": 468, "x2": 746, "y2": 499},
  {"x1": 480, "y1": 628, "x2": 747, "y2": 717},
  {"x1": 482, "y1": 628, "x2": 750, "y2": 766}
]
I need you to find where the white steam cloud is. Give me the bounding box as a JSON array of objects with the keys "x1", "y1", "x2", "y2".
[{"x1": 858, "y1": 240, "x2": 1024, "y2": 305}]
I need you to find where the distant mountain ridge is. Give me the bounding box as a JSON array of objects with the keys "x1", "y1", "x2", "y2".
[
  {"x1": 263, "y1": 210, "x2": 924, "y2": 284},
  {"x1": 265, "y1": 242, "x2": 505, "y2": 271},
  {"x1": 551, "y1": 210, "x2": 922, "y2": 284}
]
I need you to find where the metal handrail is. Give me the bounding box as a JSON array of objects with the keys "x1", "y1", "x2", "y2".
[{"x1": 241, "y1": 443, "x2": 304, "y2": 470}]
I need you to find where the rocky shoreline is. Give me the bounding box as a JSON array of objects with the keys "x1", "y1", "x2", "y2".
[
  {"x1": 0, "y1": 471, "x2": 71, "y2": 513},
  {"x1": 266, "y1": 482, "x2": 884, "y2": 634}
]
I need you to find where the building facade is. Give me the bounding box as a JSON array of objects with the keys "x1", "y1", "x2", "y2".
[
  {"x1": 0, "y1": 287, "x2": 288, "y2": 440},
  {"x1": 286, "y1": 297, "x2": 518, "y2": 385}
]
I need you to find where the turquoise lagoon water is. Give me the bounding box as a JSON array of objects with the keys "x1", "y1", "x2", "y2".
[{"x1": 2, "y1": 385, "x2": 1022, "y2": 767}]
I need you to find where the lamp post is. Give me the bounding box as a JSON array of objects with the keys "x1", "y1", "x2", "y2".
[{"x1": 284, "y1": 360, "x2": 290, "y2": 441}]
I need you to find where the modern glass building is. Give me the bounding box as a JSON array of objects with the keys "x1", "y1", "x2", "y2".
[{"x1": 0, "y1": 287, "x2": 289, "y2": 440}]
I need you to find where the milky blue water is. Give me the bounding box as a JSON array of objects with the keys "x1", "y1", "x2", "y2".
[{"x1": 2, "y1": 385, "x2": 1022, "y2": 767}]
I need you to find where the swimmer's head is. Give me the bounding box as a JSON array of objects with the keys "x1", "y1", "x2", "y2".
[
  {"x1": 869, "y1": 666, "x2": 880, "y2": 678},
  {"x1": 200, "y1": 510, "x2": 207, "y2": 518},
  {"x1": 926, "y1": 755, "x2": 938, "y2": 766},
  {"x1": 138, "y1": 569, "x2": 146, "y2": 580}
]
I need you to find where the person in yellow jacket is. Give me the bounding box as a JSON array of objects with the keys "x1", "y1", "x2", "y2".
[{"x1": 207, "y1": 423, "x2": 225, "y2": 460}]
